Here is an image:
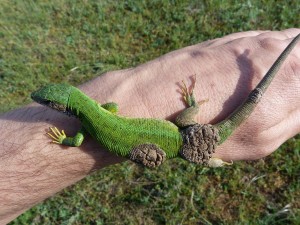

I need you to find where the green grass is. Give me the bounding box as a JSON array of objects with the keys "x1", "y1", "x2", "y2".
[{"x1": 1, "y1": 0, "x2": 299, "y2": 224}]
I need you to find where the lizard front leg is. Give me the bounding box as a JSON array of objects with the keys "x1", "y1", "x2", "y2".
[
  {"x1": 48, "y1": 127, "x2": 86, "y2": 147},
  {"x1": 47, "y1": 102, "x2": 118, "y2": 147},
  {"x1": 176, "y1": 77, "x2": 232, "y2": 167},
  {"x1": 100, "y1": 102, "x2": 119, "y2": 114}
]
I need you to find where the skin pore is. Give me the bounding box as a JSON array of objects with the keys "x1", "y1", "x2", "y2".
[{"x1": 1, "y1": 29, "x2": 300, "y2": 223}]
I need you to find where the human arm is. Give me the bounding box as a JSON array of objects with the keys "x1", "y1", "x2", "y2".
[{"x1": 1, "y1": 29, "x2": 300, "y2": 223}]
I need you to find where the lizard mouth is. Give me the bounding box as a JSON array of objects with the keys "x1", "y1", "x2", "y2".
[
  {"x1": 42, "y1": 100, "x2": 74, "y2": 116},
  {"x1": 31, "y1": 94, "x2": 74, "y2": 116}
]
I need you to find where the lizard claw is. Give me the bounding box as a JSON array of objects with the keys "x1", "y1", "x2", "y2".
[
  {"x1": 180, "y1": 75, "x2": 196, "y2": 106},
  {"x1": 180, "y1": 75, "x2": 208, "y2": 108},
  {"x1": 47, "y1": 127, "x2": 67, "y2": 144},
  {"x1": 198, "y1": 99, "x2": 209, "y2": 106}
]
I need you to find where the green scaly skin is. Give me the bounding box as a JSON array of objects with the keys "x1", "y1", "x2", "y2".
[
  {"x1": 216, "y1": 33, "x2": 300, "y2": 144},
  {"x1": 32, "y1": 85, "x2": 183, "y2": 159},
  {"x1": 31, "y1": 33, "x2": 300, "y2": 168}
]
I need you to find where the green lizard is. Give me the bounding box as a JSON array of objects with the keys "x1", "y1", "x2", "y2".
[{"x1": 31, "y1": 34, "x2": 300, "y2": 168}]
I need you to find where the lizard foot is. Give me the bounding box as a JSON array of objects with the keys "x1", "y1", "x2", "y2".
[
  {"x1": 180, "y1": 75, "x2": 208, "y2": 106},
  {"x1": 47, "y1": 127, "x2": 67, "y2": 144},
  {"x1": 180, "y1": 124, "x2": 220, "y2": 166},
  {"x1": 180, "y1": 75, "x2": 196, "y2": 107},
  {"x1": 129, "y1": 143, "x2": 166, "y2": 168},
  {"x1": 208, "y1": 158, "x2": 233, "y2": 167}
]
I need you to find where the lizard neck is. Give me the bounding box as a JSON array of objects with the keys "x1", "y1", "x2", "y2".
[{"x1": 67, "y1": 89, "x2": 100, "y2": 119}]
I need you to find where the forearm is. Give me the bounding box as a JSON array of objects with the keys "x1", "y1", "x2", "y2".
[
  {"x1": 0, "y1": 67, "x2": 200, "y2": 223},
  {"x1": 0, "y1": 103, "x2": 122, "y2": 223}
]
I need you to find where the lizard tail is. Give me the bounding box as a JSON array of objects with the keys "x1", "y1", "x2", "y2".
[{"x1": 215, "y1": 33, "x2": 300, "y2": 144}]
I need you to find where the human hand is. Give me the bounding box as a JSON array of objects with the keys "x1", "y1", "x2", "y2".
[{"x1": 83, "y1": 28, "x2": 300, "y2": 162}]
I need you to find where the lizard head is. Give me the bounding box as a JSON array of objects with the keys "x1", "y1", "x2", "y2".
[{"x1": 31, "y1": 83, "x2": 74, "y2": 116}]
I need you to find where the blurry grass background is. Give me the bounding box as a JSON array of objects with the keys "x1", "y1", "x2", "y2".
[{"x1": 1, "y1": 0, "x2": 299, "y2": 224}]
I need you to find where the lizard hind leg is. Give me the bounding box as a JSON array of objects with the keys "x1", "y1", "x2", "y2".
[
  {"x1": 180, "y1": 124, "x2": 220, "y2": 166},
  {"x1": 175, "y1": 76, "x2": 208, "y2": 128},
  {"x1": 129, "y1": 143, "x2": 166, "y2": 168}
]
